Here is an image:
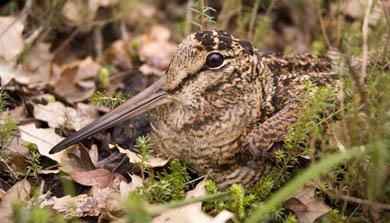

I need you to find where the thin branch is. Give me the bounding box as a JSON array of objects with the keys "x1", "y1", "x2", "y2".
[
  {"x1": 185, "y1": 0, "x2": 194, "y2": 36},
  {"x1": 314, "y1": 0, "x2": 332, "y2": 49},
  {"x1": 380, "y1": 0, "x2": 390, "y2": 63},
  {"x1": 361, "y1": 0, "x2": 374, "y2": 85},
  {"x1": 199, "y1": 0, "x2": 205, "y2": 29},
  {"x1": 248, "y1": 0, "x2": 260, "y2": 42}
]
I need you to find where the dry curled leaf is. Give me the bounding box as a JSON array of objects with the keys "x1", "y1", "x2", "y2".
[
  {"x1": 139, "y1": 25, "x2": 177, "y2": 72},
  {"x1": 153, "y1": 181, "x2": 234, "y2": 223},
  {"x1": 53, "y1": 57, "x2": 100, "y2": 103},
  {"x1": 109, "y1": 144, "x2": 168, "y2": 168},
  {"x1": 0, "y1": 16, "x2": 24, "y2": 62},
  {"x1": 59, "y1": 144, "x2": 96, "y2": 174},
  {"x1": 33, "y1": 101, "x2": 99, "y2": 131},
  {"x1": 63, "y1": 0, "x2": 119, "y2": 30},
  {"x1": 284, "y1": 183, "x2": 331, "y2": 223},
  {"x1": 70, "y1": 168, "x2": 114, "y2": 188},
  {"x1": 42, "y1": 174, "x2": 137, "y2": 218},
  {"x1": 18, "y1": 123, "x2": 65, "y2": 163},
  {"x1": 0, "y1": 179, "x2": 31, "y2": 223}
]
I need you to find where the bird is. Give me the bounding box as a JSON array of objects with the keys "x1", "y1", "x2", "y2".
[{"x1": 50, "y1": 30, "x2": 338, "y2": 189}]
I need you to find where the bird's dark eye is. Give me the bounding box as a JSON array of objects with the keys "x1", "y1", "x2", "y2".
[{"x1": 206, "y1": 53, "x2": 224, "y2": 68}]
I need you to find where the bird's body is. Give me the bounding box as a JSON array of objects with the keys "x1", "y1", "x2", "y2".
[{"x1": 50, "y1": 30, "x2": 338, "y2": 189}]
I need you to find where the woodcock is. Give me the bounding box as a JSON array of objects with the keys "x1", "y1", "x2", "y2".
[{"x1": 50, "y1": 30, "x2": 338, "y2": 189}]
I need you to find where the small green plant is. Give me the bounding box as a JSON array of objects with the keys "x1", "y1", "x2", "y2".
[
  {"x1": 142, "y1": 160, "x2": 191, "y2": 203},
  {"x1": 0, "y1": 92, "x2": 17, "y2": 147},
  {"x1": 133, "y1": 136, "x2": 153, "y2": 179},
  {"x1": 25, "y1": 143, "x2": 43, "y2": 180},
  {"x1": 203, "y1": 180, "x2": 276, "y2": 221},
  {"x1": 89, "y1": 90, "x2": 132, "y2": 109},
  {"x1": 12, "y1": 195, "x2": 66, "y2": 223},
  {"x1": 98, "y1": 66, "x2": 112, "y2": 89},
  {"x1": 189, "y1": 0, "x2": 216, "y2": 29},
  {"x1": 17, "y1": 43, "x2": 32, "y2": 63}
]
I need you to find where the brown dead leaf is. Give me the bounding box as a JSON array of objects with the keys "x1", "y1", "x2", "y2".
[
  {"x1": 284, "y1": 183, "x2": 331, "y2": 223},
  {"x1": 109, "y1": 144, "x2": 168, "y2": 168},
  {"x1": 54, "y1": 57, "x2": 100, "y2": 103},
  {"x1": 66, "y1": 103, "x2": 100, "y2": 130},
  {"x1": 89, "y1": 144, "x2": 99, "y2": 166},
  {"x1": 0, "y1": 17, "x2": 24, "y2": 62},
  {"x1": 33, "y1": 102, "x2": 99, "y2": 131},
  {"x1": 63, "y1": 0, "x2": 119, "y2": 30},
  {"x1": 60, "y1": 145, "x2": 96, "y2": 173},
  {"x1": 0, "y1": 179, "x2": 31, "y2": 223},
  {"x1": 0, "y1": 189, "x2": 5, "y2": 199},
  {"x1": 22, "y1": 42, "x2": 54, "y2": 89},
  {"x1": 139, "y1": 64, "x2": 165, "y2": 76},
  {"x1": 100, "y1": 40, "x2": 132, "y2": 71},
  {"x1": 18, "y1": 123, "x2": 65, "y2": 163},
  {"x1": 120, "y1": 174, "x2": 143, "y2": 199},
  {"x1": 42, "y1": 174, "x2": 138, "y2": 218},
  {"x1": 70, "y1": 168, "x2": 113, "y2": 188},
  {"x1": 2, "y1": 137, "x2": 29, "y2": 175},
  {"x1": 0, "y1": 43, "x2": 54, "y2": 88},
  {"x1": 153, "y1": 181, "x2": 234, "y2": 223},
  {"x1": 124, "y1": 3, "x2": 157, "y2": 28},
  {"x1": 139, "y1": 25, "x2": 177, "y2": 72},
  {"x1": 0, "y1": 60, "x2": 28, "y2": 86},
  {"x1": 0, "y1": 105, "x2": 27, "y2": 124},
  {"x1": 33, "y1": 102, "x2": 66, "y2": 128}
]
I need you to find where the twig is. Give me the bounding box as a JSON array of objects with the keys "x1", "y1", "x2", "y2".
[
  {"x1": 119, "y1": 20, "x2": 129, "y2": 41},
  {"x1": 94, "y1": 27, "x2": 103, "y2": 58},
  {"x1": 24, "y1": 26, "x2": 43, "y2": 45},
  {"x1": 237, "y1": 0, "x2": 243, "y2": 35},
  {"x1": 380, "y1": 0, "x2": 390, "y2": 63},
  {"x1": 361, "y1": 0, "x2": 374, "y2": 85},
  {"x1": 331, "y1": 192, "x2": 390, "y2": 210},
  {"x1": 314, "y1": 0, "x2": 332, "y2": 49},
  {"x1": 344, "y1": 50, "x2": 368, "y2": 105},
  {"x1": 199, "y1": 0, "x2": 205, "y2": 29},
  {"x1": 248, "y1": 0, "x2": 260, "y2": 42},
  {"x1": 182, "y1": 169, "x2": 212, "y2": 186},
  {"x1": 185, "y1": 0, "x2": 194, "y2": 35},
  {"x1": 335, "y1": 0, "x2": 348, "y2": 48},
  {"x1": 265, "y1": 0, "x2": 276, "y2": 17}
]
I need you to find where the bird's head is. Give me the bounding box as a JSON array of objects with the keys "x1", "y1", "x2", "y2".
[
  {"x1": 49, "y1": 30, "x2": 260, "y2": 154},
  {"x1": 165, "y1": 30, "x2": 259, "y2": 109}
]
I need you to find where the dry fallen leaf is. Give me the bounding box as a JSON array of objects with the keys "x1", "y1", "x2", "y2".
[
  {"x1": 18, "y1": 123, "x2": 65, "y2": 163},
  {"x1": 59, "y1": 144, "x2": 96, "y2": 174},
  {"x1": 22, "y1": 42, "x2": 54, "y2": 89},
  {"x1": 33, "y1": 102, "x2": 99, "y2": 131},
  {"x1": 0, "y1": 60, "x2": 28, "y2": 86},
  {"x1": 53, "y1": 57, "x2": 100, "y2": 104},
  {"x1": 139, "y1": 25, "x2": 177, "y2": 73},
  {"x1": 120, "y1": 174, "x2": 143, "y2": 200},
  {"x1": 0, "y1": 105, "x2": 27, "y2": 124},
  {"x1": 101, "y1": 40, "x2": 132, "y2": 71},
  {"x1": 284, "y1": 183, "x2": 331, "y2": 223},
  {"x1": 70, "y1": 168, "x2": 114, "y2": 188},
  {"x1": 42, "y1": 174, "x2": 137, "y2": 218},
  {"x1": 153, "y1": 181, "x2": 234, "y2": 223},
  {"x1": 0, "y1": 16, "x2": 24, "y2": 62},
  {"x1": 0, "y1": 179, "x2": 31, "y2": 223},
  {"x1": 63, "y1": 0, "x2": 119, "y2": 30},
  {"x1": 109, "y1": 144, "x2": 169, "y2": 168}
]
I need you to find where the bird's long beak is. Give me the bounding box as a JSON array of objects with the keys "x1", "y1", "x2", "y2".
[{"x1": 49, "y1": 76, "x2": 170, "y2": 154}]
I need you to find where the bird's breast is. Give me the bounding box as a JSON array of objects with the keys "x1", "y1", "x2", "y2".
[{"x1": 150, "y1": 103, "x2": 256, "y2": 173}]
